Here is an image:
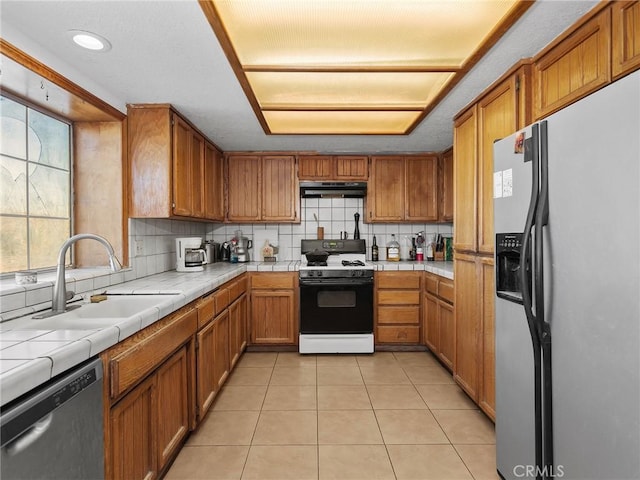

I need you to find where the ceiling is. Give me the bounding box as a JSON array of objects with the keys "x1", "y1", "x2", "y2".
[{"x1": 0, "y1": 0, "x2": 598, "y2": 153}]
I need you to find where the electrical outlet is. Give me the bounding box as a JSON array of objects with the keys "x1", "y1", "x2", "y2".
[{"x1": 135, "y1": 240, "x2": 144, "y2": 256}]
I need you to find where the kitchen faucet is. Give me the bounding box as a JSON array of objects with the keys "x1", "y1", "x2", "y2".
[{"x1": 34, "y1": 234, "x2": 122, "y2": 319}]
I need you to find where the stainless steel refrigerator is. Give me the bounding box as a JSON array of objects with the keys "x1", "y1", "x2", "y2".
[{"x1": 493, "y1": 70, "x2": 640, "y2": 480}]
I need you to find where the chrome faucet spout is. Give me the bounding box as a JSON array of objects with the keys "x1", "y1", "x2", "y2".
[{"x1": 49, "y1": 234, "x2": 121, "y2": 315}]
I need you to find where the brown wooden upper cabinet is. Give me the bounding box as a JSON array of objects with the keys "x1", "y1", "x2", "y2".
[
  {"x1": 454, "y1": 65, "x2": 531, "y2": 255},
  {"x1": 439, "y1": 147, "x2": 454, "y2": 222},
  {"x1": 227, "y1": 154, "x2": 299, "y2": 223},
  {"x1": 298, "y1": 155, "x2": 368, "y2": 180},
  {"x1": 612, "y1": 1, "x2": 640, "y2": 80},
  {"x1": 368, "y1": 155, "x2": 438, "y2": 223},
  {"x1": 533, "y1": 7, "x2": 611, "y2": 119},
  {"x1": 128, "y1": 104, "x2": 223, "y2": 221}
]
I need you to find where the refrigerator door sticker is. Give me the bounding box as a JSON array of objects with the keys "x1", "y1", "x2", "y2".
[
  {"x1": 494, "y1": 171, "x2": 503, "y2": 199},
  {"x1": 502, "y1": 169, "x2": 513, "y2": 197}
]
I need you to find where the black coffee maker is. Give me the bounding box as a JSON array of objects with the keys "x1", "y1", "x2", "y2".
[{"x1": 219, "y1": 242, "x2": 231, "y2": 262}]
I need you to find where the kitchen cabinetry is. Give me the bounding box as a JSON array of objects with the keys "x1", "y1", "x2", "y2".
[
  {"x1": 204, "y1": 142, "x2": 225, "y2": 221},
  {"x1": 439, "y1": 147, "x2": 454, "y2": 222},
  {"x1": 103, "y1": 306, "x2": 197, "y2": 480},
  {"x1": 423, "y1": 272, "x2": 455, "y2": 370},
  {"x1": 228, "y1": 275, "x2": 248, "y2": 368},
  {"x1": 249, "y1": 272, "x2": 297, "y2": 345},
  {"x1": 375, "y1": 272, "x2": 421, "y2": 344},
  {"x1": 533, "y1": 7, "x2": 611, "y2": 119},
  {"x1": 368, "y1": 155, "x2": 438, "y2": 223},
  {"x1": 453, "y1": 253, "x2": 481, "y2": 403},
  {"x1": 298, "y1": 155, "x2": 368, "y2": 180},
  {"x1": 479, "y1": 256, "x2": 496, "y2": 421},
  {"x1": 227, "y1": 154, "x2": 299, "y2": 223},
  {"x1": 612, "y1": 1, "x2": 640, "y2": 79},
  {"x1": 128, "y1": 104, "x2": 222, "y2": 221}
]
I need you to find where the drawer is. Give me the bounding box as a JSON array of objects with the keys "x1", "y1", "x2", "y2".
[
  {"x1": 214, "y1": 288, "x2": 230, "y2": 314},
  {"x1": 377, "y1": 306, "x2": 420, "y2": 325},
  {"x1": 377, "y1": 272, "x2": 421, "y2": 289},
  {"x1": 109, "y1": 308, "x2": 197, "y2": 399},
  {"x1": 425, "y1": 274, "x2": 438, "y2": 295},
  {"x1": 438, "y1": 279, "x2": 454, "y2": 304},
  {"x1": 376, "y1": 325, "x2": 420, "y2": 344},
  {"x1": 197, "y1": 295, "x2": 215, "y2": 329},
  {"x1": 229, "y1": 275, "x2": 248, "y2": 302},
  {"x1": 251, "y1": 272, "x2": 295, "y2": 289},
  {"x1": 377, "y1": 290, "x2": 420, "y2": 305}
]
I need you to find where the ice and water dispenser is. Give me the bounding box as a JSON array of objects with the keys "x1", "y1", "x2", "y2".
[{"x1": 495, "y1": 232, "x2": 530, "y2": 304}]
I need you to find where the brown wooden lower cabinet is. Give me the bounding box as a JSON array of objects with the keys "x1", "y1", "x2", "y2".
[
  {"x1": 453, "y1": 252, "x2": 495, "y2": 420},
  {"x1": 423, "y1": 272, "x2": 455, "y2": 370},
  {"x1": 249, "y1": 272, "x2": 297, "y2": 345},
  {"x1": 156, "y1": 346, "x2": 190, "y2": 471},
  {"x1": 108, "y1": 375, "x2": 156, "y2": 480},
  {"x1": 375, "y1": 271, "x2": 421, "y2": 345},
  {"x1": 229, "y1": 293, "x2": 248, "y2": 368}
]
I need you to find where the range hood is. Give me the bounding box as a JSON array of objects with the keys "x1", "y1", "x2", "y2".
[{"x1": 300, "y1": 181, "x2": 367, "y2": 198}]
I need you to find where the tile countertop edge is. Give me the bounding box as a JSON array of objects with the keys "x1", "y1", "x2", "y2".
[{"x1": 373, "y1": 261, "x2": 454, "y2": 280}]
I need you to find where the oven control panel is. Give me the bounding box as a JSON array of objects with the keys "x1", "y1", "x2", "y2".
[{"x1": 299, "y1": 269, "x2": 374, "y2": 279}]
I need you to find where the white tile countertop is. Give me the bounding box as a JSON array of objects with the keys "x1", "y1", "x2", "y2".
[{"x1": 0, "y1": 259, "x2": 451, "y2": 406}]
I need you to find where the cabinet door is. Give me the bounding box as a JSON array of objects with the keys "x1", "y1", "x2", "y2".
[
  {"x1": 250, "y1": 290, "x2": 296, "y2": 344},
  {"x1": 368, "y1": 156, "x2": 405, "y2": 222},
  {"x1": 196, "y1": 318, "x2": 217, "y2": 420},
  {"x1": 479, "y1": 257, "x2": 496, "y2": 421},
  {"x1": 213, "y1": 310, "x2": 230, "y2": 390},
  {"x1": 478, "y1": 77, "x2": 519, "y2": 255},
  {"x1": 227, "y1": 155, "x2": 261, "y2": 221},
  {"x1": 298, "y1": 155, "x2": 332, "y2": 179},
  {"x1": 204, "y1": 142, "x2": 224, "y2": 221},
  {"x1": 156, "y1": 346, "x2": 190, "y2": 471},
  {"x1": 335, "y1": 156, "x2": 368, "y2": 180},
  {"x1": 238, "y1": 293, "x2": 248, "y2": 352},
  {"x1": 262, "y1": 155, "x2": 298, "y2": 222},
  {"x1": 172, "y1": 115, "x2": 193, "y2": 217},
  {"x1": 228, "y1": 297, "x2": 241, "y2": 369},
  {"x1": 438, "y1": 300, "x2": 455, "y2": 371},
  {"x1": 423, "y1": 293, "x2": 439, "y2": 353},
  {"x1": 405, "y1": 155, "x2": 438, "y2": 222},
  {"x1": 454, "y1": 253, "x2": 481, "y2": 402},
  {"x1": 439, "y1": 148, "x2": 454, "y2": 222},
  {"x1": 612, "y1": 1, "x2": 640, "y2": 79},
  {"x1": 533, "y1": 8, "x2": 611, "y2": 119},
  {"x1": 190, "y1": 132, "x2": 205, "y2": 218},
  {"x1": 109, "y1": 376, "x2": 157, "y2": 480},
  {"x1": 453, "y1": 107, "x2": 478, "y2": 252}
]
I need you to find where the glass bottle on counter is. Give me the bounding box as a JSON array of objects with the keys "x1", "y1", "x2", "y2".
[
  {"x1": 387, "y1": 234, "x2": 400, "y2": 262},
  {"x1": 371, "y1": 235, "x2": 379, "y2": 261}
]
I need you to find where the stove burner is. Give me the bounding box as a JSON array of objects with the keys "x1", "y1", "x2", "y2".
[
  {"x1": 342, "y1": 260, "x2": 365, "y2": 267},
  {"x1": 306, "y1": 261, "x2": 328, "y2": 267}
]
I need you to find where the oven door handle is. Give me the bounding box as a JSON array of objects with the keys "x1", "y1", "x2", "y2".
[{"x1": 299, "y1": 278, "x2": 373, "y2": 287}]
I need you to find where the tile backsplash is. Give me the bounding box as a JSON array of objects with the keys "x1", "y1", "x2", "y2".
[{"x1": 207, "y1": 197, "x2": 452, "y2": 261}]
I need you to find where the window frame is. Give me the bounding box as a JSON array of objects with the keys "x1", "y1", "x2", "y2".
[{"x1": 1, "y1": 91, "x2": 75, "y2": 275}]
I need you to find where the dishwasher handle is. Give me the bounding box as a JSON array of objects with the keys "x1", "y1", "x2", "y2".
[{"x1": 3, "y1": 413, "x2": 53, "y2": 456}]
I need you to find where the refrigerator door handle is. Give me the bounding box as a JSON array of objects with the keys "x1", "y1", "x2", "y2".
[
  {"x1": 537, "y1": 120, "x2": 554, "y2": 480},
  {"x1": 520, "y1": 124, "x2": 544, "y2": 480}
]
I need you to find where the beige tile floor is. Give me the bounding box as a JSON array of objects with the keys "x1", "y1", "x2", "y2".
[{"x1": 166, "y1": 351, "x2": 499, "y2": 480}]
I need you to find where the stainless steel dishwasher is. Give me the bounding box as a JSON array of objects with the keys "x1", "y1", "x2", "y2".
[{"x1": 1, "y1": 358, "x2": 104, "y2": 479}]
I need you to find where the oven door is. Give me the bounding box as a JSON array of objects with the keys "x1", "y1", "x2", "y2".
[{"x1": 299, "y1": 278, "x2": 373, "y2": 334}]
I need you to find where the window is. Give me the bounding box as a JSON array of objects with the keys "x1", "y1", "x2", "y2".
[{"x1": 0, "y1": 95, "x2": 72, "y2": 273}]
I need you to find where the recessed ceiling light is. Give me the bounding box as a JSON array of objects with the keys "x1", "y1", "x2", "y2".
[{"x1": 68, "y1": 30, "x2": 111, "y2": 52}]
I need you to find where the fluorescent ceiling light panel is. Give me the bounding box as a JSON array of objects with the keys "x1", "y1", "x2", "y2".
[{"x1": 204, "y1": 0, "x2": 524, "y2": 134}]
